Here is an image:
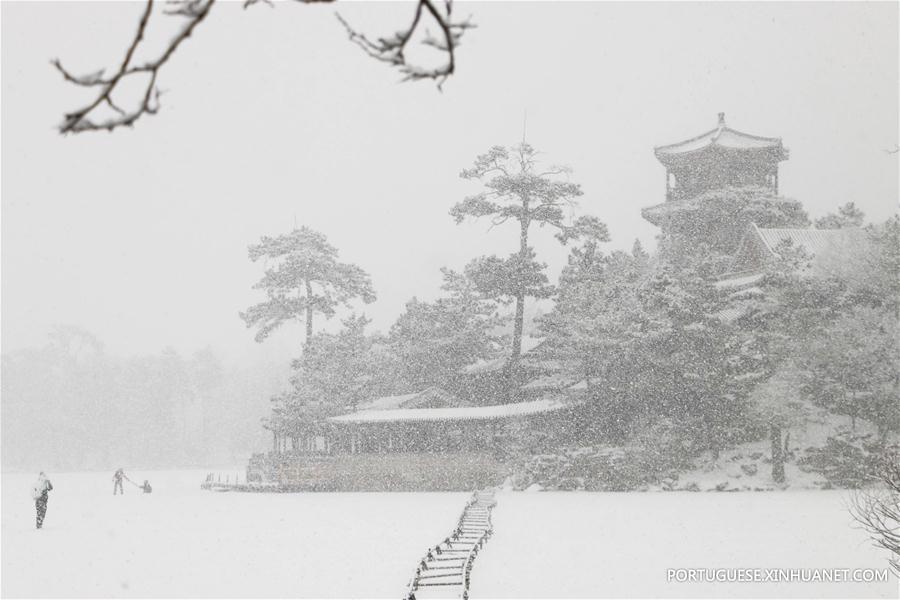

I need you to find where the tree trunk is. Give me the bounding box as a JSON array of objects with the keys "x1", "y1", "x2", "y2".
[
  {"x1": 511, "y1": 293, "x2": 525, "y2": 361},
  {"x1": 305, "y1": 280, "x2": 314, "y2": 344},
  {"x1": 710, "y1": 434, "x2": 720, "y2": 461},
  {"x1": 704, "y1": 411, "x2": 720, "y2": 461},
  {"x1": 508, "y1": 206, "x2": 530, "y2": 402},
  {"x1": 770, "y1": 424, "x2": 785, "y2": 483},
  {"x1": 511, "y1": 205, "x2": 530, "y2": 363}
]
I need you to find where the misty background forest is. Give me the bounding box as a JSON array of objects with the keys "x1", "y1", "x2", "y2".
[{"x1": 1, "y1": 331, "x2": 281, "y2": 470}]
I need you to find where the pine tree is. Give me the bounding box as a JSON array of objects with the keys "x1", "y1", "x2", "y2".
[
  {"x1": 240, "y1": 227, "x2": 376, "y2": 345},
  {"x1": 451, "y1": 143, "x2": 608, "y2": 363}
]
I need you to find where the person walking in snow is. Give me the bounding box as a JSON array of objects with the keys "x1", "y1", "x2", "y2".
[
  {"x1": 31, "y1": 472, "x2": 53, "y2": 529},
  {"x1": 113, "y1": 468, "x2": 125, "y2": 495}
]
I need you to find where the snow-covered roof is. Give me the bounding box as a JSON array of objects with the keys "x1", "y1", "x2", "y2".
[
  {"x1": 655, "y1": 113, "x2": 786, "y2": 164},
  {"x1": 521, "y1": 373, "x2": 579, "y2": 391},
  {"x1": 724, "y1": 224, "x2": 861, "y2": 278},
  {"x1": 714, "y1": 272, "x2": 765, "y2": 290},
  {"x1": 356, "y1": 392, "x2": 422, "y2": 411},
  {"x1": 460, "y1": 336, "x2": 546, "y2": 375},
  {"x1": 754, "y1": 227, "x2": 859, "y2": 257},
  {"x1": 328, "y1": 398, "x2": 574, "y2": 424},
  {"x1": 715, "y1": 227, "x2": 863, "y2": 322},
  {"x1": 460, "y1": 356, "x2": 507, "y2": 375},
  {"x1": 714, "y1": 305, "x2": 750, "y2": 324},
  {"x1": 355, "y1": 387, "x2": 463, "y2": 411}
]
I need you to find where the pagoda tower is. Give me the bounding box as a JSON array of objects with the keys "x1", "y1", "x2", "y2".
[
  {"x1": 641, "y1": 113, "x2": 799, "y2": 257},
  {"x1": 642, "y1": 113, "x2": 788, "y2": 227}
]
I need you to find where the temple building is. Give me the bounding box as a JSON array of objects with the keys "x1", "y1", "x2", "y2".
[
  {"x1": 650, "y1": 112, "x2": 787, "y2": 206},
  {"x1": 726, "y1": 225, "x2": 860, "y2": 278},
  {"x1": 249, "y1": 340, "x2": 583, "y2": 490},
  {"x1": 638, "y1": 112, "x2": 857, "y2": 318},
  {"x1": 714, "y1": 224, "x2": 861, "y2": 322},
  {"x1": 641, "y1": 113, "x2": 796, "y2": 254}
]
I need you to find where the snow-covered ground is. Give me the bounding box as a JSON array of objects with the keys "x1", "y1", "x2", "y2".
[
  {"x1": 2, "y1": 470, "x2": 465, "y2": 598},
  {"x1": 472, "y1": 491, "x2": 898, "y2": 599},
  {"x1": 651, "y1": 408, "x2": 891, "y2": 492},
  {"x1": 3, "y1": 470, "x2": 896, "y2": 598}
]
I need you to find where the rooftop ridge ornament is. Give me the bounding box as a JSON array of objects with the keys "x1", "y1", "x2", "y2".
[{"x1": 712, "y1": 111, "x2": 726, "y2": 142}]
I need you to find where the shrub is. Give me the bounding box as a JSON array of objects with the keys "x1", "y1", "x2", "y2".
[{"x1": 798, "y1": 433, "x2": 892, "y2": 488}]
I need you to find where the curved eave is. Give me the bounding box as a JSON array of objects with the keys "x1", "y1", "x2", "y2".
[
  {"x1": 655, "y1": 123, "x2": 787, "y2": 167},
  {"x1": 655, "y1": 144, "x2": 787, "y2": 170},
  {"x1": 641, "y1": 201, "x2": 681, "y2": 226},
  {"x1": 656, "y1": 126, "x2": 783, "y2": 152}
]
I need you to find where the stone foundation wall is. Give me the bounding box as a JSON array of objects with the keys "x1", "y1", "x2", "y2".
[{"x1": 255, "y1": 451, "x2": 508, "y2": 491}]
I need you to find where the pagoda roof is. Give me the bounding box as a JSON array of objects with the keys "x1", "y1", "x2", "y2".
[
  {"x1": 641, "y1": 192, "x2": 800, "y2": 227},
  {"x1": 655, "y1": 113, "x2": 787, "y2": 165}
]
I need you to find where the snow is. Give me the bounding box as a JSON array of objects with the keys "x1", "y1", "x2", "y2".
[
  {"x1": 654, "y1": 408, "x2": 889, "y2": 492},
  {"x1": 328, "y1": 398, "x2": 572, "y2": 424},
  {"x1": 3, "y1": 470, "x2": 896, "y2": 598},
  {"x1": 471, "y1": 491, "x2": 898, "y2": 598},
  {"x1": 356, "y1": 391, "x2": 424, "y2": 411},
  {"x1": 1, "y1": 470, "x2": 465, "y2": 598},
  {"x1": 714, "y1": 272, "x2": 765, "y2": 289}
]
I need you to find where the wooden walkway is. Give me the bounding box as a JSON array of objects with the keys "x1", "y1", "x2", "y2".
[{"x1": 404, "y1": 489, "x2": 497, "y2": 600}]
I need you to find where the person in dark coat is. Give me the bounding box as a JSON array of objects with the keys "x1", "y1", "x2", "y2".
[
  {"x1": 113, "y1": 468, "x2": 125, "y2": 495},
  {"x1": 31, "y1": 472, "x2": 53, "y2": 529},
  {"x1": 141, "y1": 480, "x2": 152, "y2": 494}
]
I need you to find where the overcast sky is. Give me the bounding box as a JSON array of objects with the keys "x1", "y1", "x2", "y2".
[{"x1": 2, "y1": 1, "x2": 897, "y2": 363}]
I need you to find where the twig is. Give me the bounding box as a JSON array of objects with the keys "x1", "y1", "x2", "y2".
[
  {"x1": 54, "y1": 0, "x2": 215, "y2": 133},
  {"x1": 336, "y1": 0, "x2": 474, "y2": 89},
  {"x1": 55, "y1": 0, "x2": 473, "y2": 134}
]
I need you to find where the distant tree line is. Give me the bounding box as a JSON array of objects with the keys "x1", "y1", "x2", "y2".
[{"x1": 1, "y1": 327, "x2": 283, "y2": 471}]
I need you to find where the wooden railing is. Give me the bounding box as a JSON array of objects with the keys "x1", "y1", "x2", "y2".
[{"x1": 404, "y1": 488, "x2": 497, "y2": 599}]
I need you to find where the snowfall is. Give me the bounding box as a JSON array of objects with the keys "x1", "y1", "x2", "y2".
[{"x1": 2, "y1": 470, "x2": 897, "y2": 598}]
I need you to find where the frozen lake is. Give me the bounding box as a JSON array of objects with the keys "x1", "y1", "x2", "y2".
[
  {"x1": 471, "y1": 492, "x2": 898, "y2": 599},
  {"x1": 2, "y1": 470, "x2": 896, "y2": 598}
]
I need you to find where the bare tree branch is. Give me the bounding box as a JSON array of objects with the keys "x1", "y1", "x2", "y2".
[
  {"x1": 55, "y1": 0, "x2": 474, "y2": 134},
  {"x1": 54, "y1": 0, "x2": 215, "y2": 134},
  {"x1": 336, "y1": 0, "x2": 474, "y2": 89},
  {"x1": 850, "y1": 448, "x2": 900, "y2": 576}
]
